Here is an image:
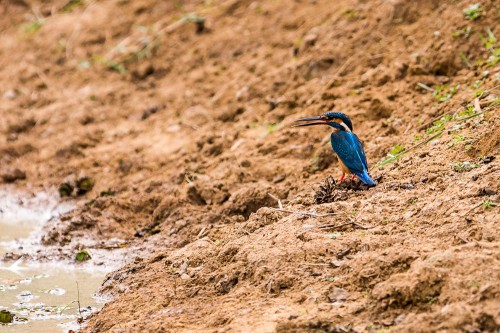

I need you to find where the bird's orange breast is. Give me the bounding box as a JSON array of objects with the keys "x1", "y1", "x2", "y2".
[{"x1": 337, "y1": 156, "x2": 351, "y2": 174}]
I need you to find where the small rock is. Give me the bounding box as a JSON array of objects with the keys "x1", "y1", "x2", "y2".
[
  {"x1": 477, "y1": 188, "x2": 497, "y2": 196},
  {"x1": 394, "y1": 314, "x2": 406, "y2": 324},
  {"x1": 327, "y1": 287, "x2": 349, "y2": 303},
  {"x1": 331, "y1": 260, "x2": 344, "y2": 268},
  {"x1": 141, "y1": 105, "x2": 160, "y2": 120},
  {"x1": 3, "y1": 90, "x2": 16, "y2": 100},
  {"x1": 1, "y1": 169, "x2": 26, "y2": 183},
  {"x1": 273, "y1": 175, "x2": 286, "y2": 183},
  {"x1": 336, "y1": 248, "x2": 351, "y2": 259},
  {"x1": 131, "y1": 63, "x2": 154, "y2": 80},
  {"x1": 304, "y1": 31, "x2": 318, "y2": 47}
]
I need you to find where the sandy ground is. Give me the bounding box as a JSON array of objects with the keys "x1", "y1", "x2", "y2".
[{"x1": 1, "y1": 0, "x2": 499, "y2": 332}]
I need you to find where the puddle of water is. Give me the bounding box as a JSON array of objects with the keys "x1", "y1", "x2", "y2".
[
  {"x1": 0, "y1": 264, "x2": 107, "y2": 333},
  {"x1": 0, "y1": 187, "x2": 73, "y2": 255},
  {"x1": 0, "y1": 187, "x2": 110, "y2": 332}
]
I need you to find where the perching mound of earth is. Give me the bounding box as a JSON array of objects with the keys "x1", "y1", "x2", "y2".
[
  {"x1": 0, "y1": 0, "x2": 499, "y2": 332},
  {"x1": 314, "y1": 176, "x2": 381, "y2": 204}
]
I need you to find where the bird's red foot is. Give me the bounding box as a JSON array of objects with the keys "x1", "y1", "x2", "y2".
[
  {"x1": 338, "y1": 173, "x2": 346, "y2": 183},
  {"x1": 351, "y1": 175, "x2": 356, "y2": 181}
]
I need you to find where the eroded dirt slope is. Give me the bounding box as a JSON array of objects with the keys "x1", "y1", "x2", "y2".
[{"x1": 1, "y1": 0, "x2": 499, "y2": 332}]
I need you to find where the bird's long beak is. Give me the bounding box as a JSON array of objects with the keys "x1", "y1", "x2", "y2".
[{"x1": 292, "y1": 116, "x2": 328, "y2": 127}]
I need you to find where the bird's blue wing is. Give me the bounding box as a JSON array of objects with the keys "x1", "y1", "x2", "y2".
[
  {"x1": 349, "y1": 133, "x2": 368, "y2": 170},
  {"x1": 330, "y1": 132, "x2": 366, "y2": 174}
]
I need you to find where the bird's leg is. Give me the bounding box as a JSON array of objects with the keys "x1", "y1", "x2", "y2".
[
  {"x1": 338, "y1": 173, "x2": 345, "y2": 183},
  {"x1": 351, "y1": 175, "x2": 356, "y2": 181}
]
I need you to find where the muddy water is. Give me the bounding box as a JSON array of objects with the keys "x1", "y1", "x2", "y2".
[{"x1": 0, "y1": 188, "x2": 109, "y2": 332}]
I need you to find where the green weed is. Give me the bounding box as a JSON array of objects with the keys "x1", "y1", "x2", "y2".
[
  {"x1": 22, "y1": 19, "x2": 44, "y2": 34},
  {"x1": 483, "y1": 200, "x2": 497, "y2": 209},
  {"x1": 390, "y1": 145, "x2": 405, "y2": 155},
  {"x1": 460, "y1": 52, "x2": 472, "y2": 68},
  {"x1": 433, "y1": 85, "x2": 459, "y2": 103},
  {"x1": 463, "y1": 4, "x2": 482, "y2": 21},
  {"x1": 61, "y1": 0, "x2": 83, "y2": 12},
  {"x1": 75, "y1": 250, "x2": 92, "y2": 262},
  {"x1": 426, "y1": 115, "x2": 453, "y2": 134},
  {"x1": 477, "y1": 28, "x2": 500, "y2": 67},
  {"x1": 471, "y1": 80, "x2": 482, "y2": 89},
  {"x1": 451, "y1": 135, "x2": 466, "y2": 143},
  {"x1": 458, "y1": 105, "x2": 476, "y2": 118},
  {"x1": 451, "y1": 27, "x2": 472, "y2": 39},
  {"x1": 450, "y1": 161, "x2": 480, "y2": 172},
  {"x1": 267, "y1": 123, "x2": 279, "y2": 133}
]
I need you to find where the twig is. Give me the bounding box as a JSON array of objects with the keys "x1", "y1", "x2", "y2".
[
  {"x1": 76, "y1": 281, "x2": 82, "y2": 321},
  {"x1": 372, "y1": 131, "x2": 443, "y2": 169},
  {"x1": 270, "y1": 208, "x2": 341, "y2": 218},
  {"x1": 473, "y1": 98, "x2": 482, "y2": 113},
  {"x1": 267, "y1": 193, "x2": 283, "y2": 209},
  {"x1": 299, "y1": 262, "x2": 330, "y2": 266},
  {"x1": 463, "y1": 202, "x2": 483, "y2": 216},
  {"x1": 318, "y1": 220, "x2": 374, "y2": 230}
]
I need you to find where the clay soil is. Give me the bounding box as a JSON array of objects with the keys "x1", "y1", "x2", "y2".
[{"x1": 1, "y1": 0, "x2": 499, "y2": 332}]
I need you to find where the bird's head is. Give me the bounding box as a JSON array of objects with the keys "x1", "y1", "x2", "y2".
[{"x1": 292, "y1": 111, "x2": 353, "y2": 132}]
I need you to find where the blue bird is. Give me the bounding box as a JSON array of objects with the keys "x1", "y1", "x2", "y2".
[{"x1": 293, "y1": 111, "x2": 376, "y2": 186}]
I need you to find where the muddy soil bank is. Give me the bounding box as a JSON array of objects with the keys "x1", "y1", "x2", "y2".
[{"x1": 1, "y1": 0, "x2": 499, "y2": 332}]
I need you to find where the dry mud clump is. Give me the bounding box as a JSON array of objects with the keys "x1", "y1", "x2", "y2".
[{"x1": 0, "y1": 0, "x2": 499, "y2": 332}]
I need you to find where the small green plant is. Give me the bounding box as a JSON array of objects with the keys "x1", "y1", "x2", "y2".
[
  {"x1": 99, "y1": 189, "x2": 116, "y2": 197},
  {"x1": 458, "y1": 105, "x2": 476, "y2": 118},
  {"x1": 474, "y1": 89, "x2": 484, "y2": 98},
  {"x1": 463, "y1": 4, "x2": 482, "y2": 21},
  {"x1": 451, "y1": 27, "x2": 472, "y2": 39},
  {"x1": 426, "y1": 115, "x2": 453, "y2": 134},
  {"x1": 433, "y1": 85, "x2": 459, "y2": 103},
  {"x1": 267, "y1": 123, "x2": 279, "y2": 133},
  {"x1": 61, "y1": 0, "x2": 83, "y2": 12},
  {"x1": 471, "y1": 80, "x2": 482, "y2": 89},
  {"x1": 374, "y1": 131, "x2": 442, "y2": 169},
  {"x1": 477, "y1": 28, "x2": 500, "y2": 67},
  {"x1": 75, "y1": 250, "x2": 92, "y2": 262},
  {"x1": 482, "y1": 200, "x2": 497, "y2": 208},
  {"x1": 481, "y1": 28, "x2": 497, "y2": 52},
  {"x1": 451, "y1": 135, "x2": 466, "y2": 143},
  {"x1": 0, "y1": 310, "x2": 13, "y2": 324},
  {"x1": 22, "y1": 19, "x2": 44, "y2": 34},
  {"x1": 450, "y1": 161, "x2": 480, "y2": 172},
  {"x1": 460, "y1": 52, "x2": 472, "y2": 68},
  {"x1": 413, "y1": 134, "x2": 422, "y2": 141},
  {"x1": 390, "y1": 145, "x2": 405, "y2": 155}
]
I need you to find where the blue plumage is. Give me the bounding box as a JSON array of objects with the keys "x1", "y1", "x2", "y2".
[
  {"x1": 330, "y1": 129, "x2": 375, "y2": 186},
  {"x1": 329, "y1": 123, "x2": 376, "y2": 185},
  {"x1": 293, "y1": 111, "x2": 376, "y2": 187}
]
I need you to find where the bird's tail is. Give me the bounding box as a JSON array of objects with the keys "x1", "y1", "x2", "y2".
[{"x1": 356, "y1": 170, "x2": 377, "y2": 187}]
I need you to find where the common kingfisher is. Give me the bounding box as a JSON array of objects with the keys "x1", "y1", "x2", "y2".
[{"x1": 293, "y1": 112, "x2": 376, "y2": 186}]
